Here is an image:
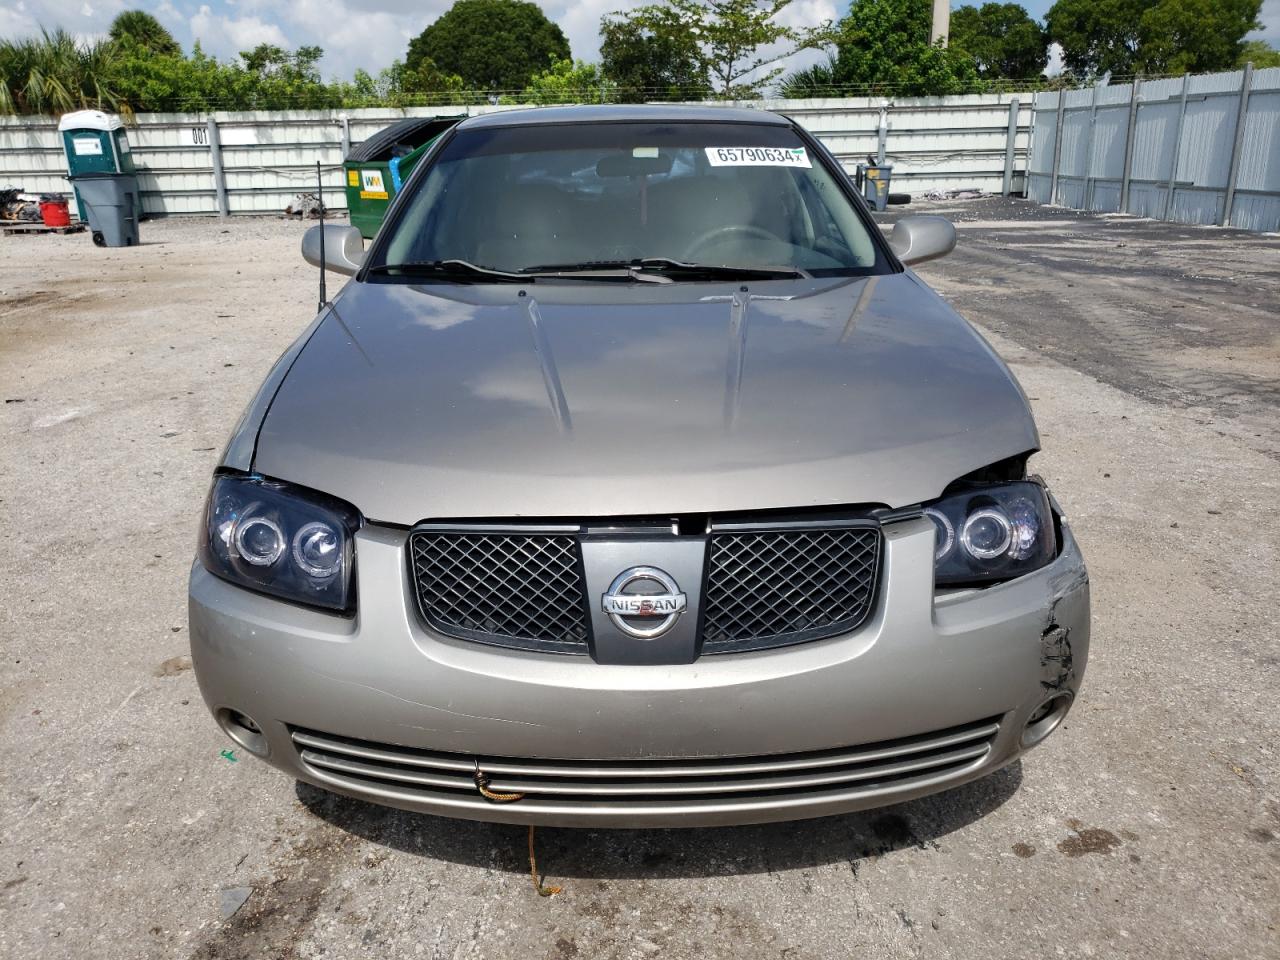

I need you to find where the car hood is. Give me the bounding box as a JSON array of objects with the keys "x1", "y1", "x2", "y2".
[{"x1": 253, "y1": 274, "x2": 1037, "y2": 523}]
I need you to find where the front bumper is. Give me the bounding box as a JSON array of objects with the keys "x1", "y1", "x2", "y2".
[{"x1": 188, "y1": 515, "x2": 1090, "y2": 827}]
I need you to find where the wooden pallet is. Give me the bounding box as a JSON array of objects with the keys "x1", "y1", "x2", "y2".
[{"x1": 0, "y1": 221, "x2": 85, "y2": 236}]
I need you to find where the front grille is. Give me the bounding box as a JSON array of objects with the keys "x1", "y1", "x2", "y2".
[
  {"x1": 291, "y1": 716, "x2": 998, "y2": 815},
  {"x1": 701, "y1": 525, "x2": 882, "y2": 653},
  {"x1": 409, "y1": 531, "x2": 589, "y2": 653}
]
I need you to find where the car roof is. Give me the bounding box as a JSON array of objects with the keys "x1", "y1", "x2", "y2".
[{"x1": 455, "y1": 104, "x2": 793, "y2": 130}]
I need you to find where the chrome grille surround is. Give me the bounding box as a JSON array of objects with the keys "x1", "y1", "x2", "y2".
[
  {"x1": 409, "y1": 528, "x2": 589, "y2": 653},
  {"x1": 701, "y1": 522, "x2": 882, "y2": 654},
  {"x1": 291, "y1": 716, "x2": 999, "y2": 816}
]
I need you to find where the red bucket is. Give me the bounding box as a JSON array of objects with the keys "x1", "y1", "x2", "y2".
[{"x1": 39, "y1": 199, "x2": 71, "y2": 228}]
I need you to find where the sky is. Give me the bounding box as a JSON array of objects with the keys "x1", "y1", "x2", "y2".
[{"x1": 1, "y1": 0, "x2": 1277, "y2": 84}]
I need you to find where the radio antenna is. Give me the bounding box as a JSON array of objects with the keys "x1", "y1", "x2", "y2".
[{"x1": 316, "y1": 160, "x2": 327, "y2": 311}]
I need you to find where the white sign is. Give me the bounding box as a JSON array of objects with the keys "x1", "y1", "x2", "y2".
[
  {"x1": 705, "y1": 146, "x2": 811, "y2": 168},
  {"x1": 360, "y1": 169, "x2": 387, "y2": 197},
  {"x1": 72, "y1": 137, "x2": 103, "y2": 156},
  {"x1": 189, "y1": 126, "x2": 260, "y2": 147}
]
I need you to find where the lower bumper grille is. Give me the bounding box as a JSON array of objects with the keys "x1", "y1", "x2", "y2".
[{"x1": 290, "y1": 716, "x2": 998, "y2": 813}]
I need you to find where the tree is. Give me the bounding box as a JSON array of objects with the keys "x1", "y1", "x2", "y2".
[
  {"x1": 781, "y1": 0, "x2": 981, "y2": 97},
  {"x1": 599, "y1": 11, "x2": 709, "y2": 101},
  {"x1": 0, "y1": 28, "x2": 127, "y2": 116},
  {"x1": 406, "y1": 0, "x2": 570, "y2": 92},
  {"x1": 949, "y1": 3, "x2": 1047, "y2": 79},
  {"x1": 1237, "y1": 40, "x2": 1280, "y2": 69},
  {"x1": 1045, "y1": 0, "x2": 1261, "y2": 77},
  {"x1": 520, "y1": 57, "x2": 618, "y2": 103},
  {"x1": 1135, "y1": 0, "x2": 1262, "y2": 74},
  {"x1": 334, "y1": 59, "x2": 466, "y2": 107},
  {"x1": 607, "y1": 0, "x2": 829, "y2": 98},
  {"x1": 400, "y1": 58, "x2": 468, "y2": 101},
  {"x1": 1044, "y1": 0, "x2": 1141, "y2": 75},
  {"x1": 108, "y1": 10, "x2": 181, "y2": 57}
]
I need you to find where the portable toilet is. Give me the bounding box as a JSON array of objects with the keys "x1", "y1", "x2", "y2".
[{"x1": 58, "y1": 110, "x2": 138, "y2": 222}]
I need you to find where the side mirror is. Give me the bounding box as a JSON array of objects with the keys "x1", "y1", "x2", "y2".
[
  {"x1": 302, "y1": 224, "x2": 365, "y2": 276},
  {"x1": 888, "y1": 215, "x2": 956, "y2": 267}
]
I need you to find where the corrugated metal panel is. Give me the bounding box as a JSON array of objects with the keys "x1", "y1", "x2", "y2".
[
  {"x1": 1126, "y1": 182, "x2": 1167, "y2": 218},
  {"x1": 1170, "y1": 188, "x2": 1222, "y2": 224},
  {"x1": 1096, "y1": 85, "x2": 1131, "y2": 107},
  {"x1": 1252, "y1": 67, "x2": 1280, "y2": 92},
  {"x1": 1057, "y1": 176, "x2": 1086, "y2": 208},
  {"x1": 1057, "y1": 107, "x2": 1091, "y2": 177},
  {"x1": 1090, "y1": 180, "x2": 1122, "y2": 212},
  {"x1": 1188, "y1": 71, "x2": 1245, "y2": 96},
  {"x1": 1139, "y1": 77, "x2": 1184, "y2": 102},
  {"x1": 1129, "y1": 99, "x2": 1180, "y2": 182},
  {"x1": 1027, "y1": 173, "x2": 1053, "y2": 203},
  {"x1": 1177, "y1": 98, "x2": 1237, "y2": 189},
  {"x1": 1063, "y1": 88, "x2": 1094, "y2": 109},
  {"x1": 1228, "y1": 192, "x2": 1280, "y2": 231},
  {"x1": 1235, "y1": 90, "x2": 1280, "y2": 192},
  {"x1": 1029, "y1": 100, "x2": 1058, "y2": 176},
  {"x1": 1091, "y1": 104, "x2": 1129, "y2": 179}
]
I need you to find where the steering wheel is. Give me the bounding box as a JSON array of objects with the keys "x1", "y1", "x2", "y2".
[{"x1": 683, "y1": 224, "x2": 780, "y2": 259}]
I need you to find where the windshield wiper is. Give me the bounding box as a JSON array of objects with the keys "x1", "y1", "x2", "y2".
[
  {"x1": 521, "y1": 258, "x2": 808, "y2": 281},
  {"x1": 367, "y1": 259, "x2": 528, "y2": 282}
]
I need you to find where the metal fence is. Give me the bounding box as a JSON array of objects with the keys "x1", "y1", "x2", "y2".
[
  {"x1": 0, "y1": 94, "x2": 1033, "y2": 218},
  {"x1": 1027, "y1": 66, "x2": 1280, "y2": 231}
]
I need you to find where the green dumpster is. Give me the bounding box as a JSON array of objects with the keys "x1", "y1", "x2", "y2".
[
  {"x1": 344, "y1": 116, "x2": 463, "y2": 239},
  {"x1": 58, "y1": 109, "x2": 140, "y2": 223}
]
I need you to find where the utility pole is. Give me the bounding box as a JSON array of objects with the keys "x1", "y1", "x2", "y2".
[{"x1": 931, "y1": 0, "x2": 950, "y2": 45}]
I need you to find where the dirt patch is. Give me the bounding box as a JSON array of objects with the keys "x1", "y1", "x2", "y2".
[
  {"x1": 153, "y1": 656, "x2": 192, "y2": 677},
  {"x1": 0, "y1": 290, "x2": 61, "y2": 317},
  {"x1": 1057, "y1": 820, "x2": 1123, "y2": 858},
  {"x1": 191, "y1": 827, "x2": 360, "y2": 960}
]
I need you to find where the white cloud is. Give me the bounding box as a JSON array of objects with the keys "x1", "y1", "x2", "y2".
[
  {"x1": 189, "y1": 3, "x2": 290, "y2": 58},
  {"x1": 1045, "y1": 41, "x2": 1064, "y2": 76},
  {"x1": 0, "y1": 1, "x2": 40, "y2": 37},
  {"x1": 1252, "y1": 0, "x2": 1280, "y2": 43}
]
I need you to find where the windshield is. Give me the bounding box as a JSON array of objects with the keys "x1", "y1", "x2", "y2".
[{"x1": 375, "y1": 120, "x2": 886, "y2": 279}]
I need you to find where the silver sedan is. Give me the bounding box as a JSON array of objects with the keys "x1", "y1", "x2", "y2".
[{"x1": 189, "y1": 105, "x2": 1089, "y2": 827}]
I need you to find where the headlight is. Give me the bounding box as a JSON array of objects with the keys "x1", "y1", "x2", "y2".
[
  {"x1": 198, "y1": 474, "x2": 360, "y2": 611},
  {"x1": 925, "y1": 480, "x2": 1056, "y2": 586}
]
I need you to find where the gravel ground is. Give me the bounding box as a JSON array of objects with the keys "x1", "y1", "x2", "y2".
[{"x1": 1, "y1": 201, "x2": 1278, "y2": 960}]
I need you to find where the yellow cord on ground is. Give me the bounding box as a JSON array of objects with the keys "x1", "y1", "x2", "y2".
[{"x1": 528, "y1": 825, "x2": 562, "y2": 897}]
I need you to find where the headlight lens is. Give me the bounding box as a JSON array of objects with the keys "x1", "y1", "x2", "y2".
[
  {"x1": 198, "y1": 474, "x2": 360, "y2": 611},
  {"x1": 926, "y1": 480, "x2": 1056, "y2": 585}
]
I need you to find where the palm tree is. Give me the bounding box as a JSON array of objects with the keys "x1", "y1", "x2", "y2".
[
  {"x1": 108, "y1": 10, "x2": 182, "y2": 57},
  {"x1": 0, "y1": 29, "x2": 129, "y2": 117}
]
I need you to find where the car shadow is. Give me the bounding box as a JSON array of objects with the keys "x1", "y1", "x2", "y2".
[{"x1": 294, "y1": 761, "x2": 1022, "y2": 879}]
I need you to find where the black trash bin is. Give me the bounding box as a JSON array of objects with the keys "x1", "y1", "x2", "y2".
[{"x1": 69, "y1": 172, "x2": 140, "y2": 247}]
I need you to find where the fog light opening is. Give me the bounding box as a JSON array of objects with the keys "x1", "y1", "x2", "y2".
[
  {"x1": 216, "y1": 707, "x2": 269, "y2": 756},
  {"x1": 1021, "y1": 692, "x2": 1072, "y2": 748}
]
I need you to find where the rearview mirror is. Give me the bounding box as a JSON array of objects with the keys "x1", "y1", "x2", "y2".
[
  {"x1": 302, "y1": 224, "x2": 365, "y2": 276},
  {"x1": 596, "y1": 153, "x2": 674, "y2": 178},
  {"x1": 888, "y1": 215, "x2": 956, "y2": 266}
]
